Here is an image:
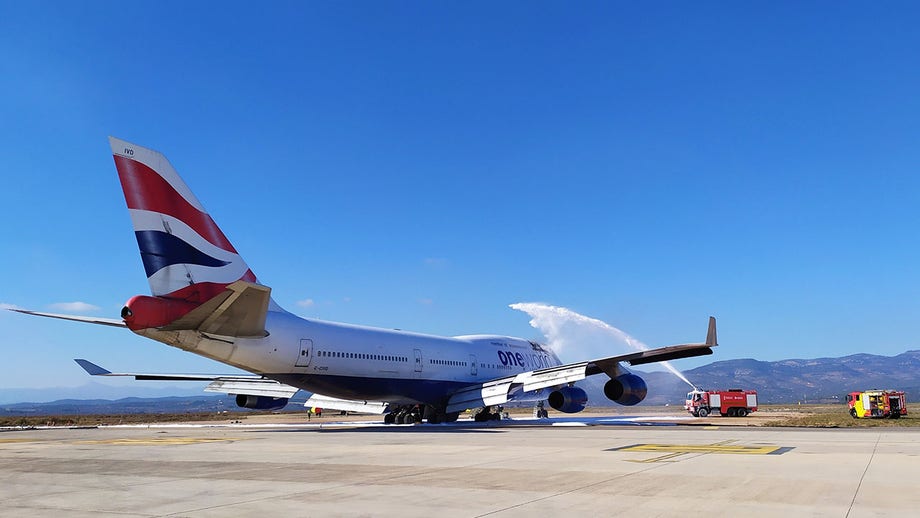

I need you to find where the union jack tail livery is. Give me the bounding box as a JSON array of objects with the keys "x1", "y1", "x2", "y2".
[{"x1": 109, "y1": 137, "x2": 271, "y2": 337}]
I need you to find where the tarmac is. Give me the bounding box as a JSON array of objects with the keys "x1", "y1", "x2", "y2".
[{"x1": 1, "y1": 414, "x2": 918, "y2": 517}]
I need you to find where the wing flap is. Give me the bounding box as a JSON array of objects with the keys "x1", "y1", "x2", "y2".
[
  {"x1": 303, "y1": 394, "x2": 390, "y2": 414},
  {"x1": 205, "y1": 379, "x2": 299, "y2": 399}
]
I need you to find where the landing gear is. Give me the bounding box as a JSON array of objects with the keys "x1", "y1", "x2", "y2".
[
  {"x1": 384, "y1": 405, "x2": 422, "y2": 425},
  {"x1": 534, "y1": 401, "x2": 549, "y2": 419},
  {"x1": 473, "y1": 406, "x2": 502, "y2": 422},
  {"x1": 384, "y1": 405, "x2": 459, "y2": 425}
]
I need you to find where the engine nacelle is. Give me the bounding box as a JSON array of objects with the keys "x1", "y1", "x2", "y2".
[
  {"x1": 235, "y1": 394, "x2": 289, "y2": 411},
  {"x1": 604, "y1": 373, "x2": 648, "y2": 406},
  {"x1": 547, "y1": 386, "x2": 588, "y2": 413}
]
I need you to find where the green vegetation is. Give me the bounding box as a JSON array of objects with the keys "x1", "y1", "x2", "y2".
[{"x1": 762, "y1": 404, "x2": 918, "y2": 428}]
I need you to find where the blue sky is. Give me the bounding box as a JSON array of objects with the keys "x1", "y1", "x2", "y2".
[{"x1": 3, "y1": 3, "x2": 920, "y2": 394}]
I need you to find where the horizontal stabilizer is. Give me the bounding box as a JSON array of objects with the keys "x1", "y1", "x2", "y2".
[
  {"x1": 11, "y1": 309, "x2": 126, "y2": 328},
  {"x1": 160, "y1": 280, "x2": 271, "y2": 338},
  {"x1": 303, "y1": 394, "x2": 390, "y2": 414}
]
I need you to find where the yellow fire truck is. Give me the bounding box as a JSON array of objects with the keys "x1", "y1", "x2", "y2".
[{"x1": 846, "y1": 390, "x2": 907, "y2": 419}]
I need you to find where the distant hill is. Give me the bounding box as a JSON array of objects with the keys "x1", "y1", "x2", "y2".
[
  {"x1": 0, "y1": 381, "x2": 212, "y2": 405},
  {"x1": 609, "y1": 349, "x2": 920, "y2": 406}
]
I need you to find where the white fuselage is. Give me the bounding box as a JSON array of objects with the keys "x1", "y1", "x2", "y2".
[{"x1": 139, "y1": 310, "x2": 563, "y2": 405}]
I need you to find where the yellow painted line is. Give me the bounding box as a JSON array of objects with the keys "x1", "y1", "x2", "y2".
[
  {"x1": 0, "y1": 438, "x2": 40, "y2": 444},
  {"x1": 75, "y1": 437, "x2": 246, "y2": 446},
  {"x1": 615, "y1": 443, "x2": 784, "y2": 455},
  {"x1": 621, "y1": 444, "x2": 781, "y2": 454}
]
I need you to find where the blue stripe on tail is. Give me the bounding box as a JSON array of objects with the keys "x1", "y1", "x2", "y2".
[{"x1": 135, "y1": 230, "x2": 231, "y2": 278}]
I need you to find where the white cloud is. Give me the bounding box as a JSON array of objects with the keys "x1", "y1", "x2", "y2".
[
  {"x1": 296, "y1": 299, "x2": 315, "y2": 308},
  {"x1": 48, "y1": 301, "x2": 101, "y2": 313},
  {"x1": 1, "y1": 302, "x2": 23, "y2": 311}
]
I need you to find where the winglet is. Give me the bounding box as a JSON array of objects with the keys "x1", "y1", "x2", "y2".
[
  {"x1": 706, "y1": 316, "x2": 718, "y2": 347},
  {"x1": 74, "y1": 359, "x2": 112, "y2": 376}
]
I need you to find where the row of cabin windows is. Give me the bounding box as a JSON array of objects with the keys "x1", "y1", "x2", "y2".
[
  {"x1": 429, "y1": 359, "x2": 467, "y2": 367},
  {"x1": 318, "y1": 350, "x2": 407, "y2": 362}
]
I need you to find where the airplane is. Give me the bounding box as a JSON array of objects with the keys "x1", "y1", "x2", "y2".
[{"x1": 12, "y1": 137, "x2": 717, "y2": 424}]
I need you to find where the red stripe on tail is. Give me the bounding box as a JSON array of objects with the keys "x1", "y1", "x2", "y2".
[{"x1": 114, "y1": 155, "x2": 238, "y2": 254}]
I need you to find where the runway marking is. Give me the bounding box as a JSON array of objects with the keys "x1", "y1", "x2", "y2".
[
  {"x1": 75, "y1": 437, "x2": 247, "y2": 446},
  {"x1": 0, "y1": 438, "x2": 41, "y2": 444},
  {"x1": 609, "y1": 440, "x2": 792, "y2": 463}
]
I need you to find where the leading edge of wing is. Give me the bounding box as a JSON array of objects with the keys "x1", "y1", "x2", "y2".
[
  {"x1": 74, "y1": 358, "x2": 259, "y2": 382},
  {"x1": 74, "y1": 359, "x2": 300, "y2": 398}
]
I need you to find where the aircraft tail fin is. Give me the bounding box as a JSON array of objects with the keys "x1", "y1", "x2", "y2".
[{"x1": 109, "y1": 137, "x2": 258, "y2": 303}]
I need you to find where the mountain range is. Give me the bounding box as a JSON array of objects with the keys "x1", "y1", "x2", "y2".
[{"x1": 621, "y1": 349, "x2": 920, "y2": 406}]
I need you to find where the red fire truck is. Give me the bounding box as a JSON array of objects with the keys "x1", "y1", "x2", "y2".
[{"x1": 685, "y1": 389, "x2": 758, "y2": 417}]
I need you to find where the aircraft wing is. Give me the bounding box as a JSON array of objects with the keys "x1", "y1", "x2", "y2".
[
  {"x1": 446, "y1": 317, "x2": 717, "y2": 413},
  {"x1": 9, "y1": 309, "x2": 126, "y2": 328},
  {"x1": 303, "y1": 394, "x2": 390, "y2": 414},
  {"x1": 74, "y1": 359, "x2": 299, "y2": 398}
]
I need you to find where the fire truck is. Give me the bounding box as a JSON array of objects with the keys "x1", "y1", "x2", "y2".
[
  {"x1": 846, "y1": 390, "x2": 907, "y2": 419},
  {"x1": 685, "y1": 389, "x2": 758, "y2": 417}
]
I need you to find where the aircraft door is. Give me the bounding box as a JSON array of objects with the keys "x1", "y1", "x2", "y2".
[
  {"x1": 413, "y1": 349, "x2": 423, "y2": 373},
  {"x1": 296, "y1": 339, "x2": 313, "y2": 367},
  {"x1": 470, "y1": 354, "x2": 477, "y2": 376}
]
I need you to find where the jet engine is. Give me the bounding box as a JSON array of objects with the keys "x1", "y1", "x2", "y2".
[
  {"x1": 235, "y1": 394, "x2": 289, "y2": 411},
  {"x1": 603, "y1": 373, "x2": 647, "y2": 406},
  {"x1": 547, "y1": 386, "x2": 588, "y2": 413}
]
